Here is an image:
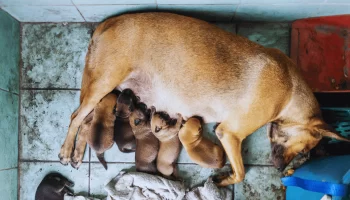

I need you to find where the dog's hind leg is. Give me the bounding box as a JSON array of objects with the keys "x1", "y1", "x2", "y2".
[
  {"x1": 71, "y1": 112, "x2": 93, "y2": 169},
  {"x1": 59, "y1": 56, "x2": 133, "y2": 165}
]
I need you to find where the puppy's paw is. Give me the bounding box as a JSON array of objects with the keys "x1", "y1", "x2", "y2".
[{"x1": 59, "y1": 144, "x2": 74, "y2": 165}]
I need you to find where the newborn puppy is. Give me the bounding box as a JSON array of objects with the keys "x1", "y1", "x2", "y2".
[
  {"x1": 84, "y1": 93, "x2": 117, "y2": 169},
  {"x1": 150, "y1": 106, "x2": 182, "y2": 177},
  {"x1": 179, "y1": 117, "x2": 225, "y2": 168},
  {"x1": 35, "y1": 173, "x2": 74, "y2": 200},
  {"x1": 115, "y1": 89, "x2": 137, "y2": 152},
  {"x1": 129, "y1": 103, "x2": 159, "y2": 174}
]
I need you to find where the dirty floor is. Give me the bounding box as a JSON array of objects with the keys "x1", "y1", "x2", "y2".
[{"x1": 19, "y1": 22, "x2": 289, "y2": 200}]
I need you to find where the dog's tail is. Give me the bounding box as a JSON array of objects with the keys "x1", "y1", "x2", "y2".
[{"x1": 97, "y1": 152, "x2": 108, "y2": 170}]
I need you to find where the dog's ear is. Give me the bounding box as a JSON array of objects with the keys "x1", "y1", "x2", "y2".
[
  {"x1": 267, "y1": 122, "x2": 279, "y2": 142},
  {"x1": 313, "y1": 122, "x2": 350, "y2": 142},
  {"x1": 150, "y1": 106, "x2": 156, "y2": 116}
]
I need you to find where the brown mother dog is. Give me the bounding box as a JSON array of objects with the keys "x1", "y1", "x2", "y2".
[{"x1": 59, "y1": 12, "x2": 350, "y2": 186}]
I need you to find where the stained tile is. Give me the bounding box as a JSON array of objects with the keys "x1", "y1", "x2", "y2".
[
  {"x1": 213, "y1": 22, "x2": 236, "y2": 33},
  {"x1": 234, "y1": 4, "x2": 320, "y2": 22},
  {"x1": 20, "y1": 90, "x2": 89, "y2": 161},
  {"x1": 157, "y1": 0, "x2": 240, "y2": 4},
  {"x1": 157, "y1": 5, "x2": 237, "y2": 22},
  {"x1": 89, "y1": 163, "x2": 134, "y2": 197},
  {"x1": 234, "y1": 166, "x2": 285, "y2": 200},
  {"x1": 0, "y1": 0, "x2": 72, "y2": 6},
  {"x1": 0, "y1": 169, "x2": 18, "y2": 200},
  {"x1": 21, "y1": 23, "x2": 91, "y2": 88},
  {"x1": 0, "y1": 91, "x2": 18, "y2": 169},
  {"x1": 19, "y1": 162, "x2": 89, "y2": 200},
  {"x1": 0, "y1": 10, "x2": 20, "y2": 93},
  {"x1": 178, "y1": 164, "x2": 233, "y2": 189},
  {"x1": 77, "y1": 5, "x2": 157, "y2": 22},
  {"x1": 2, "y1": 6, "x2": 84, "y2": 22},
  {"x1": 237, "y1": 23, "x2": 290, "y2": 55},
  {"x1": 73, "y1": 0, "x2": 155, "y2": 5},
  {"x1": 242, "y1": 126, "x2": 273, "y2": 165}
]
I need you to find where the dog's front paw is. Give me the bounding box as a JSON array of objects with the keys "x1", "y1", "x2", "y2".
[
  {"x1": 58, "y1": 144, "x2": 73, "y2": 165},
  {"x1": 71, "y1": 150, "x2": 83, "y2": 169},
  {"x1": 212, "y1": 171, "x2": 242, "y2": 187}
]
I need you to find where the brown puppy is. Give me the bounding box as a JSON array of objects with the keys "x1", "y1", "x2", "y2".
[
  {"x1": 114, "y1": 89, "x2": 137, "y2": 152},
  {"x1": 60, "y1": 13, "x2": 350, "y2": 186},
  {"x1": 179, "y1": 117, "x2": 225, "y2": 168},
  {"x1": 35, "y1": 173, "x2": 74, "y2": 200},
  {"x1": 72, "y1": 93, "x2": 117, "y2": 169},
  {"x1": 150, "y1": 106, "x2": 182, "y2": 177},
  {"x1": 129, "y1": 103, "x2": 159, "y2": 174}
]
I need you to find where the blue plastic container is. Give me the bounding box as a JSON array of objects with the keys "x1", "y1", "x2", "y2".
[{"x1": 284, "y1": 155, "x2": 350, "y2": 200}]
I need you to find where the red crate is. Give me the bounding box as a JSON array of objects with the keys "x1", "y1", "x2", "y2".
[{"x1": 291, "y1": 15, "x2": 350, "y2": 92}]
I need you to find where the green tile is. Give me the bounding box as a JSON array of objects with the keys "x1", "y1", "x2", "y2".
[
  {"x1": 21, "y1": 23, "x2": 91, "y2": 88},
  {"x1": 19, "y1": 162, "x2": 89, "y2": 200},
  {"x1": 235, "y1": 166, "x2": 285, "y2": 200},
  {"x1": 237, "y1": 23, "x2": 290, "y2": 55},
  {"x1": 0, "y1": 9, "x2": 20, "y2": 93},
  {"x1": 0, "y1": 90, "x2": 18, "y2": 169},
  {"x1": 0, "y1": 169, "x2": 18, "y2": 200}
]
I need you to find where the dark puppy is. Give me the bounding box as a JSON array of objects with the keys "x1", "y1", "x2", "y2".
[
  {"x1": 114, "y1": 89, "x2": 137, "y2": 152},
  {"x1": 129, "y1": 103, "x2": 159, "y2": 174},
  {"x1": 35, "y1": 173, "x2": 74, "y2": 200}
]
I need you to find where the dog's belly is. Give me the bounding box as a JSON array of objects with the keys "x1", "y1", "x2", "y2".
[{"x1": 118, "y1": 71, "x2": 229, "y2": 122}]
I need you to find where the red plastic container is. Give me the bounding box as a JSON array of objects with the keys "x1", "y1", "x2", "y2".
[{"x1": 291, "y1": 15, "x2": 350, "y2": 92}]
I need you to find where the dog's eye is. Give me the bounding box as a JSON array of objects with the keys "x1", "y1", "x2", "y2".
[
  {"x1": 134, "y1": 119, "x2": 141, "y2": 126},
  {"x1": 155, "y1": 126, "x2": 161, "y2": 133}
]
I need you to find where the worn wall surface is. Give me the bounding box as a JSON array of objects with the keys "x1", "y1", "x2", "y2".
[
  {"x1": 0, "y1": 0, "x2": 350, "y2": 22},
  {"x1": 18, "y1": 21, "x2": 289, "y2": 199},
  {"x1": 0, "y1": 8, "x2": 20, "y2": 200}
]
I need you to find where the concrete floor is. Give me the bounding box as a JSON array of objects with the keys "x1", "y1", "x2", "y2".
[{"x1": 19, "y1": 22, "x2": 289, "y2": 199}]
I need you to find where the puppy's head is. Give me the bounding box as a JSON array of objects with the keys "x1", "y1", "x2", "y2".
[
  {"x1": 150, "y1": 106, "x2": 173, "y2": 134},
  {"x1": 116, "y1": 89, "x2": 137, "y2": 118},
  {"x1": 129, "y1": 103, "x2": 150, "y2": 131},
  {"x1": 268, "y1": 118, "x2": 350, "y2": 171}
]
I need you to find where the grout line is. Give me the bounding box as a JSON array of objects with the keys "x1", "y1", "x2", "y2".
[
  {"x1": 88, "y1": 147, "x2": 91, "y2": 196},
  {"x1": 21, "y1": 87, "x2": 81, "y2": 90},
  {"x1": 71, "y1": 0, "x2": 86, "y2": 22},
  {"x1": 19, "y1": 159, "x2": 90, "y2": 163},
  {"x1": 230, "y1": 4, "x2": 240, "y2": 22},
  {"x1": 0, "y1": 167, "x2": 17, "y2": 172},
  {"x1": 0, "y1": 87, "x2": 19, "y2": 95},
  {"x1": 18, "y1": 21, "x2": 23, "y2": 200}
]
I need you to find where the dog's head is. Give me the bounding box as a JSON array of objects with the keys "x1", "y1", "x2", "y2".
[
  {"x1": 268, "y1": 119, "x2": 350, "y2": 171},
  {"x1": 116, "y1": 89, "x2": 137, "y2": 118}
]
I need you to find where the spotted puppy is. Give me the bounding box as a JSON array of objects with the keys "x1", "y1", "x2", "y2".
[
  {"x1": 179, "y1": 117, "x2": 226, "y2": 168},
  {"x1": 35, "y1": 173, "x2": 74, "y2": 200},
  {"x1": 150, "y1": 106, "x2": 182, "y2": 177},
  {"x1": 129, "y1": 103, "x2": 159, "y2": 174},
  {"x1": 73, "y1": 93, "x2": 117, "y2": 170},
  {"x1": 114, "y1": 89, "x2": 137, "y2": 152}
]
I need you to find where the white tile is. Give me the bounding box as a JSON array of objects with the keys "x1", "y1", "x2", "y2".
[
  {"x1": 157, "y1": 0, "x2": 240, "y2": 4},
  {"x1": 0, "y1": 0, "x2": 73, "y2": 6},
  {"x1": 2, "y1": 6, "x2": 84, "y2": 22},
  {"x1": 73, "y1": 0, "x2": 155, "y2": 5},
  {"x1": 157, "y1": 4, "x2": 237, "y2": 22},
  {"x1": 77, "y1": 4, "x2": 156, "y2": 22},
  {"x1": 19, "y1": 162, "x2": 89, "y2": 200}
]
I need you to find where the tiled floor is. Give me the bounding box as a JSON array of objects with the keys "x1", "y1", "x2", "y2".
[{"x1": 19, "y1": 22, "x2": 289, "y2": 199}]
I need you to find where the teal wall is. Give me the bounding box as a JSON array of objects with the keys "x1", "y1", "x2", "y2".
[{"x1": 0, "y1": 8, "x2": 20, "y2": 200}]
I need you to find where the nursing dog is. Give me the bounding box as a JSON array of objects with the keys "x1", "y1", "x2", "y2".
[{"x1": 60, "y1": 12, "x2": 350, "y2": 186}]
